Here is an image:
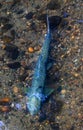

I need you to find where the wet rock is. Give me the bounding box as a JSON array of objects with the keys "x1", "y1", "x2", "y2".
[
  {"x1": 25, "y1": 12, "x2": 34, "y2": 20},
  {"x1": 5, "y1": 44, "x2": 19, "y2": 60},
  {"x1": 7, "y1": 62, "x2": 21, "y2": 69},
  {"x1": 1, "y1": 24, "x2": 13, "y2": 33},
  {"x1": 47, "y1": 0, "x2": 61, "y2": 10}
]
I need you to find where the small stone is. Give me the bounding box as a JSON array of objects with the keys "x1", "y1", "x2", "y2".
[
  {"x1": 73, "y1": 73, "x2": 79, "y2": 77},
  {"x1": 15, "y1": 103, "x2": 22, "y2": 110},
  {"x1": 28, "y1": 47, "x2": 34, "y2": 53},
  {"x1": 71, "y1": 35, "x2": 75, "y2": 40},
  {"x1": 13, "y1": 86, "x2": 19, "y2": 93},
  {"x1": 61, "y1": 89, "x2": 66, "y2": 94},
  {"x1": 0, "y1": 106, "x2": 9, "y2": 112},
  {"x1": 0, "y1": 97, "x2": 11, "y2": 103},
  {"x1": 2, "y1": 45, "x2": 6, "y2": 50}
]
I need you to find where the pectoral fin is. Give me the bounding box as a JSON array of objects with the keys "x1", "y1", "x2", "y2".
[
  {"x1": 43, "y1": 87, "x2": 54, "y2": 97},
  {"x1": 47, "y1": 63, "x2": 52, "y2": 70}
]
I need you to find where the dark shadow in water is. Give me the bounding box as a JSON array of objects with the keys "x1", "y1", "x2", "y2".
[{"x1": 39, "y1": 95, "x2": 63, "y2": 130}]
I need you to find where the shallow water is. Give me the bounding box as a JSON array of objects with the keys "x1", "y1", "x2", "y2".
[{"x1": 0, "y1": 0, "x2": 83, "y2": 130}]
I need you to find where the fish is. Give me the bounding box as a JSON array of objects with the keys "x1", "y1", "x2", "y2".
[{"x1": 26, "y1": 15, "x2": 54, "y2": 115}]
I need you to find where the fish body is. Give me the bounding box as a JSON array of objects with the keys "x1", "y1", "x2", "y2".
[{"x1": 26, "y1": 16, "x2": 54, "y2": 115}]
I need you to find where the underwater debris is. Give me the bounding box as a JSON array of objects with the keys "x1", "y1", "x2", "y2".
[{"x1": 0, "y1": 106, "x2": 10, "y2": 112}]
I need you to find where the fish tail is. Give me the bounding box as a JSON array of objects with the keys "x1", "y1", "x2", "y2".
[{"x1": 47, "y1": 15, "x2": 50, "y2": 34}]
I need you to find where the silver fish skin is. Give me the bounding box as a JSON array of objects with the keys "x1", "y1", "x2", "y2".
[{"x1": 26, "y1": 16, "x2": 53, "y2": 115}]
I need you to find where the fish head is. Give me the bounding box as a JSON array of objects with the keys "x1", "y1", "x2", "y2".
[{"x1": 27, "y1": 95, "x2": 41, "y2": 115}]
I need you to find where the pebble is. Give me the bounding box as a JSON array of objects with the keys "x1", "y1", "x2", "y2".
[
  {"x1": 61, "y1": 89, "x2": 66, "y2": 94},
  {"x1": 71, "y1": 35, "x2": 75, "y2": 40},
  {"x1": 2, "y1": 44, "x2": 6, "y2": 50},
  {"x1": 72, "y1": 72, "x2": 79, "y2": 77},
  {"x1": 15, "y1": 103, "x2": 22, "y2": 110},
  {"x1": 0, "y1": 97, "x2": 11, "y2": 103},
  {"x1": 4, "y1": 44, "x2": 19, "y2": 60},
  {"x1": 0, "y1": 106, "x2": 9, "y2": 112},
  {"x1": 13, "y1": 86, "x2": 19, "y2": 93},
  {"x1": 0, "y1": 121, "x2": 5, "y2": 127},
  {"x1": 28, "y1": 47, "x2": 34, "y2": 53}
]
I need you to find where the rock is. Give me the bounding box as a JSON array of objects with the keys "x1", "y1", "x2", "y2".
[
  {"x1": 28, "y1": 47, "x2": 34, "y2": 53},
  {"x1": 13, "y1": 86, "x2": 19, "y2": 93}
]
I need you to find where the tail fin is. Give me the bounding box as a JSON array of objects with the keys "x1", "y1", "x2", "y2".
[{"x1": 47, "y1": 15, "x2": 50, "y2": 34}]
